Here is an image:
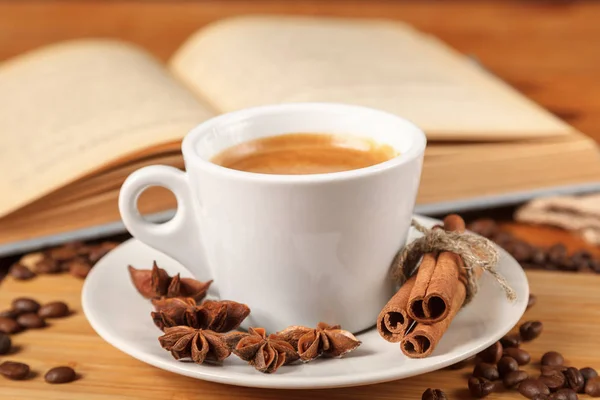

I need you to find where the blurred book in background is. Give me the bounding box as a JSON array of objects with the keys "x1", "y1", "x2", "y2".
[{"x1": 1, "y1": 15, "x2": 599, "y2": 255}]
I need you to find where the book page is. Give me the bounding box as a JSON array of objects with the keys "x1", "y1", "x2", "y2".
[
  {"x1": 170, "y1": 16, "x2": 573, "y2": 141},
  {"x1": 0, "y1": 40, "x2": 214, "y2": 217}
]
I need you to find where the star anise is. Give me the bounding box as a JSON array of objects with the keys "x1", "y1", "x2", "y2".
[
  {"x1": 128, "y1": 261, "x2": 212, "y2": 301},
  {"x1": 231, "y1": 327, "x2": 299, "y2": 373},
  {"x1": 151, "y1": 298, "x2": 250, "y2": 332},
  {"x1": 277, "y1": 322, "x2": 361, "y2": 362},
  {"x1": 158, "y1": 326, "x2": 230, "y2": 364}
]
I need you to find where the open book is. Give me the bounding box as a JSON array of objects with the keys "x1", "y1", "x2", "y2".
[{"x1": 1, "y1": 15, "x2": 600, "y2": 255}]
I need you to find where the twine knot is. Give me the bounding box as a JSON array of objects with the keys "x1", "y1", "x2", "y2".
[{"x1": 391, "y1": 219, "x2": 516, "y2": 305}]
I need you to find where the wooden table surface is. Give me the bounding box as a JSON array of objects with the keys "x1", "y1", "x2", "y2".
[
  {"x1": 2, "y1": 0, "x2": 600, "y2": 398},
  {"x1": 1, "y1": 269, "x2": 600, "y2": 399}
]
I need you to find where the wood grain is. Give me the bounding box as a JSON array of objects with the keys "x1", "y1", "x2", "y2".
[
  {"x1": 1, "y1": 1, "x2": 600, "y2": 144},
  {"x1": 0, "y1": 270, "x2": 599, "y2": 399}
]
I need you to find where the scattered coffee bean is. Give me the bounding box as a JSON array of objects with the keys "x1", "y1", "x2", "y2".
[
  {"x1": 473, "y1": 363, "x2": 500, "y2": 381},
  {"x1": 0, "y1": 309, "x2": 20, "y2": 319},
  {"x1": 468, "y1": 219, "x2": 499, "y2": 238},
  {"x1": 47, "y1": 246, "x2": 78, "y2": 261},
  {"x1": 0, "y1": 317, "x2": 22, "y2": 334},
  {"x1": 542, "y1": 351, "x2": 565, "y2": 367},
  {"x1": 542, "y1": 365, "x2": 569, "y2": 375},
  {"x1": 0, "y1": 333, "x2": 11, "y2": 355},
  {"x1": 572, "y1": 249, "x2": 592, "y2": 261},
  {"x1": 531, "y1": 248, "x2": 547, "y2": 265},
  {"x1": 12, "y1": 298, "x2": 40, "y2": 314},
  {"x1": 35, "y1": 257, "x2": 60, "y2": 274},
  {"x1": 548, "y1": 244, "x2": 568, "y2": 264},
  {"x1": 519, "y1": 379, "x2": 551, "y2": 399},
  {"x1": 421, "y1": 388, "x2": 447, "y2": 400},
  {"x1": 532, "y1": 396, "x2": 551, "y2": 400},
  {"x1": 68, "y1": 258, "x2": 92, "y2": 279},
  {"x1": 468, "y1": 376, "x2": 495, "y2": 398},
  {"x1": 540, "y1": 369, "x2": 566, "y2": 391},
  {"x1": 0, "y1": 361, "x2": 30, "y2": 380},
  {"x1": 88, "y1": 242, "x2": 118, "y2": 264},
  {"x1": 554, "y1": 388, "x2": 578, "y2": 400},
  {"x1": 503, "y1": 370, "x2": 529, "y2": 388},
  {"x1": 520, "y1": 321, "x2": 543, "y2": 341},
  {"x1": 9, "y1": 263, "x2": 36, "y2": 280},
  {"x1": 528, "y1": 294, "x2": 537, "y2": 310},
  {"x1": 38, "y1": 302, "x2": 70, "y2": 319},
  {"x1": 16, "y1": 313, "x2": 46, "y2": 329},
  {"x1": 504, "y1": 347, "x2": 531, "y2": 365},
  {"x1": 564, "y1": 367, "x2": 585, "y2": 393},
  {"x1": 44, "y1": 366, "x2": 76, "y2": 384},
  {"x1": 501, "y1": 333, "x2": 522, "y2": 348},
  {"x1": 590, "y1": 259, "x2": 600, "y2": 274},
  {"x1": 478, "y1": 341, "x2": 503, "y2": 364},
  {"x1": 585, "y1": 377, "x2": 600, "y2": 397},
  {"x1": 580, "y1": 367, "x2": 598, "y2": 382},
  {"x1": 498, "y1": 356, "x2": 519, "y2": 377}
]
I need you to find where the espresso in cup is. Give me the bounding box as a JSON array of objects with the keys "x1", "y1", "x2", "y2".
[{"x1": 211, "y1": 133, "x2": 397, "y2": 175}]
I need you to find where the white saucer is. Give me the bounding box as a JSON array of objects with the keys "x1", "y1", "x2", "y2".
[{"x1": 82, "y1": 215, "x2": 528, "y2": 389}]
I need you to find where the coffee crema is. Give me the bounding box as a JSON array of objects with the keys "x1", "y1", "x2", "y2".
[{"x1": 211, "y1": 133, "x2": 397, "y2": 175}]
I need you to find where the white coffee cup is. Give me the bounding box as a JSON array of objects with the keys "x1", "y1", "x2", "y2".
[{"x1": 119, "y1": 103, "x2": 426, "y2": 333}]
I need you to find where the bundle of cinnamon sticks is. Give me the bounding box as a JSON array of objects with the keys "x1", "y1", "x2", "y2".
[{"x1": 377, "y1": 214, "x2": 481, "y2": 358}]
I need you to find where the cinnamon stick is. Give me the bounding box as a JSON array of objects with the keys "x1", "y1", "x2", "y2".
[
  {"x1": 407, "y1": 215, "x2": 465, "y2": 324},
  {"x1": 376, "y1": 276, "x2": 417, "y2": 342}
]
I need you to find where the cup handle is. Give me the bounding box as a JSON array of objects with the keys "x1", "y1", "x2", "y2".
[{"x1": 118, "y1": 165, "x2": 212, "y2": 283}]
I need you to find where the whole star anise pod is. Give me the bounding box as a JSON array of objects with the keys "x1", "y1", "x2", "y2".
[
  {"x1": 128, "y1": 261, "x2": 212, "y2": 301},
  {"x1": 231, "y1": 327, "x2": 299, "y2": 373},
  {"x1": 151, "y1": 298, "x2": 250, "y2": 333},
  {"x1": 277, "y1": 322, "x2": 361, "y2": 362},
  {"x1": 158, "y1": 326, "x2": 230, "y2": 364}
]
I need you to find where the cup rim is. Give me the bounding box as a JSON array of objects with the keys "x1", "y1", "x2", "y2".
[{"x1": 181, "y1": 102, "x2": 427, "y2": 183}]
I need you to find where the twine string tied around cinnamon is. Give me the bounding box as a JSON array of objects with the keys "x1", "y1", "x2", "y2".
[{"x1": 391, "y1": 219, "x2": 516, "y2": 305}]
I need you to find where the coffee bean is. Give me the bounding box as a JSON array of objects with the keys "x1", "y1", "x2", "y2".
[
  {"x1": 590, "y1": 259, "x2": 600, "y2": 274},
  {"x1": 421, "y1": 388, "x2": 447, "y2": 400},
  {"x1": 564, "y1": 367, "x2": 585, "y2": 392},
  {"x1": 531, "y1": 248, "x2": 547, "y2": 265},
  {"x1": 559, "y1": 258, "x2": 578, "y2": 272},
  {"x1": 528, "y1": 294, "x2": 537, "y2": 310},
  {"x1": 0, "y1": 309, "x2": 20, "y2": 319},
  {"x1": 503, "y1": 370, "x2": 529, "y2": 388},
  {"x1": 468, "y1": 219, "x2": 499, "y2": 239},
  {"x1": 16, "y1": 313, "x2": 46, "y2": 329},
  {"x1": 498, "y1": 356, "x2": 519, "y2": 377},
  {"x1": 580, "y1": 367, "x2": 598, "y2": 382},
  {"x1": 571, "y1": 254, "x2": 590, "y2": 271},
  {"x1": 511, "y1": 241, "x2": 533, "y2": 262},
  {"x1": 0, "y1": 317, "x2": 22, "y2": 334},
  {"x1": 532, "y1": 396, "x2": 551, "y2": 400},
  {"x1": 0, "y1": 361, "x2": 30, "y2": 380},
  {"x1": 12, "y1": 298, "x2": 40, "y2": 314},
  {"x1": 9, "y1": 263, "x2": 36, "y2": 280},
  {"x1": 501, "y1": 333, "x2": 521, "y2": 348},
  {"x1": 520, "y1": 321, "x2": 543, "y2": 341},
  {"x1": 88, "y1": 242, "x2": 118, "y2": 264},
  {"x1": 44, "y1": 366, "x2": 76, "y2": 384},
  {"x1": 542, "y1": 351, "x2": 564, "y2": 367},
  {"x1": 38, "y1": 302, "x2": 70, "y2": 319},
  {"x1": 0, "y1": 333, "x2": 11, "y2": 355},
  {"x1": 35, "y1": 257, "x2": 61, "y2": 274},
  {"x1": 478, "y1": 341, "x2": 503, "y2": 364},
  {"x1": 548, "y1": 244, "x2": 568, "y2": 264},
  {"x1": 468, "y1": 376, "x2": 495, "y2": 398},
  {"x1": 554, "y1": 388, "x2": 579, "y2": 400},
  {"x1": 473, "y1": 363, "x2": 500, "y2": 381},
  {"x1": 68, "y1": 258, "x2": 92, "y2": 279},
  {"x1": 585, "y1": 377, "x2": 600, "y2": 397},
  {"x1": 572, "y1": 249, "x2": 592, "y2": 260},
  {"x1": 504, "y1": 347, "x2": 531, "y2": 365},
  {"x1": 47, "y1": 245, "x2": 79, "y2": 262},
  {"x1": 519, "y1": 379, "x2": 551, "y2": 399},
  {"x1": 540, "y1": 369, "x2": 566, "y2": 391},
  {"x1": 542, "y1": 365, "x2": 569, "y2": 375}
]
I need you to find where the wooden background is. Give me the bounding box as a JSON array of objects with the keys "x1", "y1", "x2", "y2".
[{"x1": 2, "y1": 1, "x2": 600, "y2": 398}]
